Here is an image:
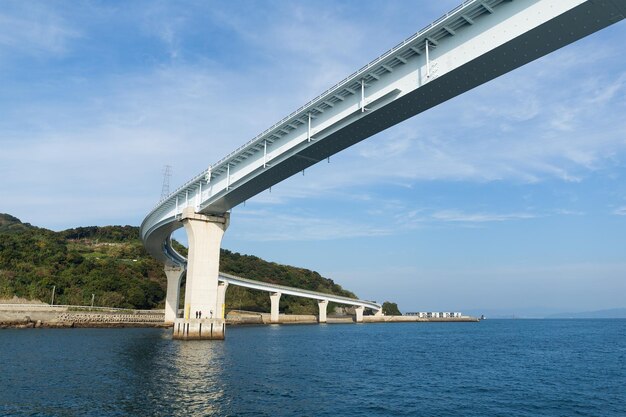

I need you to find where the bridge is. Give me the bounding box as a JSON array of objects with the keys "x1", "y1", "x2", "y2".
[
  {"x1": 219, "y1": 273, "x2": 381, "y2": 323},
  {"x1": 141, "y1": 0, "x2": 626, "y2": 339},
  {"x1": 167, "y1": 267, "x2": 382, "y2": 338}
]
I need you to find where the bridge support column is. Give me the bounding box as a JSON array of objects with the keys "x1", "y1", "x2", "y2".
[
  {"x1": 173, "y1": 208, "x2": 229, "y2": 340},
  {"x1": 216, "y1": 281, "x2": 228, "y2": 319},
  {"x1": 355, "y1": 305, "x2": 364, "y2": 323},
  {"x1": 164, "y1": 266, "x2": 185, "y2": 324},
  {"x1": 270, "y1": 292, "x2": 281, "y2": 323},
  {"x1": 318, "y1": 300, "x2": 328, "y2": 323},
  {"x1": 374, "y1": 308, "x2": 383, "y2": 317}
]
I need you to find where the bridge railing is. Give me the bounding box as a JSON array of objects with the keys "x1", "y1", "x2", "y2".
[{"x1": 219, "y1": 272, "x2": 381, "y2": 310}]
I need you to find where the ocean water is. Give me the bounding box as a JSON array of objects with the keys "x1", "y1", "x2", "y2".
[{"x1": 0, "y1": 320, "x2": 624, "y2": 416}]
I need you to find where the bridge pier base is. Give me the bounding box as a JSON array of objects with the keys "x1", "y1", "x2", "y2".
[
  {"x1": 172, "y1": 208, "x2": 229, "y2": 340},
  {"x1": 270, "y1": 292, "x2": 281, "y2": 323},
  {"x1": 355, "y1": 305, "x2": 364, "y2": 323},
  {"x1": 374, "y1": 308, "x2": 383, "y2": 317},
  {"x1": 318, "y1": 300, "x2": 328, "y2": 323},
  {"x1": 173, "y1": 318, "x2": 225, "y2": 340},
  {"x1": 164, "y1": 266, "x2": 185, "y2": 324}
]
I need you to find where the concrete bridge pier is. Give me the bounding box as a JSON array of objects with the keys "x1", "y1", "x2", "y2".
[
  {"x1": 270, "y1": 292, "x2": 281, "y2": 323},
  {"x1": 355, "y1": 305, "x2": 364, "y2": 323},
  {"x1": 173, "y1": 208, "x2": 229, "y2": 340},
  {"x1": 374, "y1": 308, "x2": 383, "y2": 317},
  {"x1": 318, "y1": 300, "x2": 328, "y2": 323},
  {"x1": 164, "y1": 266, "x2": 185, "y2": 324}
]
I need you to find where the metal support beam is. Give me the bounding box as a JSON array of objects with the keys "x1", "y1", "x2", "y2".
[
  {"x1": 443, "y1": 26, "x2": 456, "y2": 35},
  {"x1": 425, "y1": 39, "x2": 431, "y2": 78},
  {"x1": 226, "y1": 164, "x2": 230, "y2": 190},
  {"x1": 461, "y1": 14, "x2": 474, "y2": 24},
  {"x1": 361, "y1": 79, "x2": 367, "y2": 112}
]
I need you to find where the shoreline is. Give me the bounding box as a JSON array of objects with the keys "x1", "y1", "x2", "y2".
[{"x1": 0, "y1": 306, "x2": 479, "y2": 329}]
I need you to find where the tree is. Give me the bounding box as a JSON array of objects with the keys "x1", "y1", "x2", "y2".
[{"x1": 382, "y1": 301, "x2": 401, "y2": 316}]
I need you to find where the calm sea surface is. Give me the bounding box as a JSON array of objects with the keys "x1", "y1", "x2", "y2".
[{"x1": 1, "y1": 320, "x2": 625, "y2": 416}]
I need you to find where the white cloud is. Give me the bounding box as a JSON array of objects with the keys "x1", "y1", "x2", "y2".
[
  {"x1": 231, "y1": 209, "x2": 391, "y2": 241},
  {"x1": 553, "y1": 209, "x2": 585, "y2": 216},
  {"x1": 429, "y1": 210, "x2": 536, "y2": 223},
  {"x1": 613, "y1": 207, "x2": 626, "y2": 216}
]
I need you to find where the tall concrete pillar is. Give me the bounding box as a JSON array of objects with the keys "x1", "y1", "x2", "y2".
[
  {"x1": 216, "y1": 281, "x2": 229, "y2": 319},
  {"x1": 374, "y1": 308, "x2": 384, "y2": 317},
  {"x1": 164, "y1": 266, "x2": 185, "y2": 324},
  {"x1": 318, "y1": 299, "x2": 328, "y2": 323},
  {"x1": 270, "y1": 292, "x2": 281, "y2": 323},
  {"x1": 173, "y1": 207, "x2": 229, "y2": 340},
  {"x1": 355, "y1": 305, "x2": 364, "y2": 323}
]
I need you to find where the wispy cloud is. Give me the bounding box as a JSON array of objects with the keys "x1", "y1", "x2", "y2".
[
  {"x1": 232, "y1": 209, "x2": 391, "y2": 241},
  {"x1": 389, "y1": 207, "x2": 539, "y2": 231},
  {"x1": 613, "y1": 207, "x2": 626, "y2": 216},
  {"x1": 553, "y1": 209, "x2": 585, "y2": 216},
  {"x1": 429, "y1": 210, "x2": 536, "y2": 223},
  {"x1": 0, "y1": 4, "x2": 79, "y2": 58}
]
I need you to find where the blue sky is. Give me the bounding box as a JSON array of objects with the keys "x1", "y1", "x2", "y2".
[{"x1": 1, "y1": 1, "x2": 625, "y2": 316}]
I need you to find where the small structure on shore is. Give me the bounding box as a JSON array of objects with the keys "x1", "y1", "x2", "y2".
[{"x1": 405, "y1": 312, "x2": 463, "y2": 318}]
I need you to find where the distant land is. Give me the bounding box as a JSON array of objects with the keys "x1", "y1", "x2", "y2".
[{"x1": 463, "y1": 308, "x2": 626, "y2": 319}]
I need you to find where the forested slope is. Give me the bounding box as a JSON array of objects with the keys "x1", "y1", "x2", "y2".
[{"x1": 0, "y1": 214, "x2": 357, "y2": 314}]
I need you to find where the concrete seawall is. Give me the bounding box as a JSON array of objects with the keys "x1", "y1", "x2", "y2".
[
  {"x1": 0, "y1": 305, "x2": 168, "y2": 328},
  {"x1": 226, "y1": 310, "x2": 319, "y2": 325}
]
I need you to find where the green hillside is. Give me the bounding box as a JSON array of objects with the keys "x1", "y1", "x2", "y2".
[{"x1": 0, "y1": 213, "x2": 357, "y2": 314}]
